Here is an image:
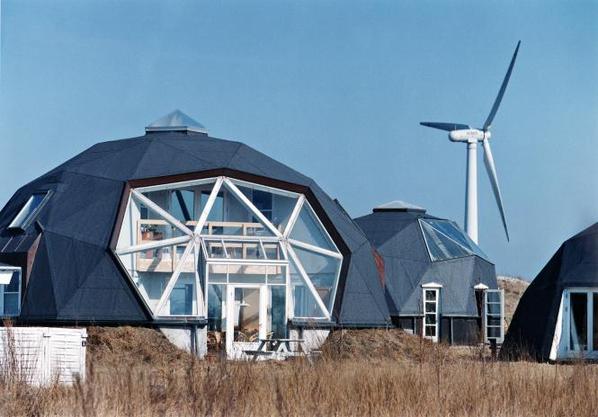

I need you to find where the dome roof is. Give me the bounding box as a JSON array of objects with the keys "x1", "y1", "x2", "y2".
[
  {"x1": 0, "y1": 126, "x2": 390, "y2": 325},
  {"x1": 502, "y1": 222, "x2": 598, "y2": 361},
  {"x1": 354, "y1": 207, "x2": 496, "y2": 317}
]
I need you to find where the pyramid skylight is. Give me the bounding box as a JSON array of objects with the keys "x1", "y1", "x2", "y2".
[{"x1": 145, "y1": 110, "x2": 207, "y2": 134}]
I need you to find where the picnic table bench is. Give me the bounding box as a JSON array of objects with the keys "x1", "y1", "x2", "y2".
[{"x1": 243, "y1": 338, "x2": 307, "y2": 361}]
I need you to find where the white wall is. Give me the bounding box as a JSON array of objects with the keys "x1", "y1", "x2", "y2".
[{"x1": 0, "y1": 327, "x2": 87, "y2": 386}]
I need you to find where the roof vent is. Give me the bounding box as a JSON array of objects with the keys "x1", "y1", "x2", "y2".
[
  {"x1": 373, "y1": 200, "x2": 426, "y2": 213},
  {"x1": 145, "y1": 110, "x2": 207, "y2": 134}
]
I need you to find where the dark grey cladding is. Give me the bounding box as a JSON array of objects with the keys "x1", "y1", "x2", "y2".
[
  {"x1": 354, "y1": 209, "x2": 497, "y2": 318},
  {"x1": 501, "y1": 222, "x2": 598, "y2": 361},
  {"x1": 0, "y1": 130, "x2": 389, "y2": 325}
]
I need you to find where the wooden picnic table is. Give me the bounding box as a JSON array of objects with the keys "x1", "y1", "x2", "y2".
[{"x1": 244, "y1": 338, "x2": 306, "y2": 361}]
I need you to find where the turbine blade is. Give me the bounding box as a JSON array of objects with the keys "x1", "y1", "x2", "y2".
[
  {"x1": 483, "y1": 41, "x2": 521, "y2": 131},
  {"x1": 482, "y1": 139, "x2": 509, "y2": 241},
  {"x1": 420, "y1": 122, "x2": 470, "y2": 132}
]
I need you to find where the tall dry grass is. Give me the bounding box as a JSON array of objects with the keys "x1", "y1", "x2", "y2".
[
  {"x1": 1, "y1": 357, "x2": 596, "y2": 417},
  {"x1": 0, "y1": 327, "x2": 597, "y2": 417}
]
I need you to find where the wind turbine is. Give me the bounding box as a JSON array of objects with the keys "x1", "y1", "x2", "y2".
[{"x1": 420, "y1": 41, "x2": 520, "y2": 244}]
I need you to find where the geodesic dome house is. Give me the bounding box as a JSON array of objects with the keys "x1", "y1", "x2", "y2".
[
  {"x1": 354, "y1": 201, "x2": 503, "y2": 345},
  {"x1": 0, "y1": 111, "x2": 389, "y2": 358},
  {"x1": 501, "y1": 222, "x2": 598, "y2": 362}
]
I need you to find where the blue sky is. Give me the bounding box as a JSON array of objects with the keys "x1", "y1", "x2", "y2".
[{"x1": 1, "y1": 1, "x2": 596, "y2": 279}]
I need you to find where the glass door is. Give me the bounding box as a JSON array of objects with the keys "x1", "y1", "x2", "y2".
[
  {"x1": 226, "y1": 285, "x2": 267, "y2": 359},
  {"x1": 565, "y1": 289, "x2": 598, "y2": 357},
  {"x1": 423, "y1": 288, "x2": 439, "y2": 342}
]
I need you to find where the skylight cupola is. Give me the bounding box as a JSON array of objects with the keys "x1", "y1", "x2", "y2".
[
  {"x1": 145, "y1": 110, "x2": 208, "y2": 134},
  {"x1": 373, "y1": 200, "x2": 426, "y2": 213}
]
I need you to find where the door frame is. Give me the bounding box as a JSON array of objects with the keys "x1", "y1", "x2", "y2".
[
  {"x1": 225, "y1": 284, "x2": 268, "y2": 358},
  {"x1": 562, "y1": 288, "x2": 598, "y2": 359},
  {"x1": 422, "y1": 286, "x2": 440, "y2": 343}
]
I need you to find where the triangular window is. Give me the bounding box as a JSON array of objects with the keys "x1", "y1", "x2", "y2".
[
  {"x1": 291, "y1": 245, "x2": 341, "y2": 311},
  {"x1": 420, "y1": 219, "x2": 486, "y2": 262},
  {"x1": 201, "y1": 181, "x2": 276, "y2": 237},
  {"x1": 289, "y1": 257, "x2": 327, "y2": 318},
  {"x1": 289, "y1": 202, "x2": 335, "y2": 251}
]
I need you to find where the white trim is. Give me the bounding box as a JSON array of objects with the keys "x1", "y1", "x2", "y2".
[
  {"x1": 227, "y1": 178, "x2": 300, "y2": 199},
  {"x1": 284, "y1": 195, "x2": 305, "y2": 238},
  {"x1": 484, "y1": 289, "x2": 504, "y2": 344},
  {"x1": 286, "y1": 245, "x2": 330, "y2": 319},
  {"x1": 193, "y1": 243, "x2": 204, "y2": 316},
  {"x1": 134, "y1": 177, "x2": 217, "y2": 194},
  {"x1": 200, "y1": 234, "x2": 281, "y2": 242},
  {"x1": 549, "y1": 292, "x2": 565, "y2": 361},
  {"x1": 223, "y1": 178, "x2": 282, "y2": 238},
  {"x1": 299, "y1": 199, "x2": 340, "y2": 252},
  {"x1": 259, "y1": 240, "x2": 267, "y2": 260},
  {"x1": 423, "y1": 288, "x2": 440, "y2": 343},
  {"x1": 154, "y1": 240, "x2": 196, "y2": 315},
  {"x1": 116, "y1": 235, "x2": 191, "y2": 255},
  {"x1": 220, "y1": 239, "x2": 230, "y2": 259},
  {"x1": 561, "y1": 288, "x2": 598, "y2": 359},
  {"x1": 422, "y1": 282, "x2": 443, "y2": 289},
  {"x1": 131, "y1": 189, "x2": 193, "y2": 237},
  {"x1": 474, "y1": 283, "x2": 489, "y2": 290},
  {"x1": 193, "y1": 177, "x2": 225, "y2": 235},
  {"x1": 206, "y1": 259, "x2": 288, "y2": 266},
  {"x1": 288, "y1": 238, "x2": 343, "y2": 259}
]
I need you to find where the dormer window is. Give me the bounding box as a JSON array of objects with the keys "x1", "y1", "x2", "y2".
[{"x1": 8, "y1": 192, "x2": 50, "y2": 231}]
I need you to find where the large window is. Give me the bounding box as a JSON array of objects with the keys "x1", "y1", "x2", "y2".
[
  {"x1": 115, "y1": 176, "x2": 343, "y2": 322},
  {"x1": 8, "y1": 192, "x2": 50, "y2": 230},
  {"x1": 0, "y1": 267, "x2": 21, "y2": 317},
  {"x1": 564, "y1": 289, "x2": 598, "y2": 356}
]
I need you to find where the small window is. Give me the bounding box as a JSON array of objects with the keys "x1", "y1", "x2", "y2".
[
  {"x1": 484, "y1": 289, "x2": 504, "y2": 344},
  {"x1": 8, "y1": 192, "x2": 50, "y2": 230},
  {"x1": 423, "y1": 288, "x2": 440, "y2": 342},
  {"x1": 0, "y1": 267, "x2": 22, "y2": 317}
]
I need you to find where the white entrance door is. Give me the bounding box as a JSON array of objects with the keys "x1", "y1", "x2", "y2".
[{"x1": 226, "y1": 285, "x2": 267, "y2": 359}]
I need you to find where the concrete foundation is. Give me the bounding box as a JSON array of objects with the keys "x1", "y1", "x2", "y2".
[
  {"x1": 289, "y1": 328, "x2": 330, "y2": 352},
  {"x1": 159, "y1": 325, "x2": 207, "y2": 358}
]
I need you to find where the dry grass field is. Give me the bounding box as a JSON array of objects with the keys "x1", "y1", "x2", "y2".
[
  {"x1": 0, "y1": 326, "x2": 597, "y2": 417},
  {"x1": 3, "y1": 278, "x2": 594, "y2": 417}
]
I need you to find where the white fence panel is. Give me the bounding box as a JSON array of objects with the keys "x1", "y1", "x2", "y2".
[{"x1": 0, "y1": 327, "x2": 87, "y2": 386}]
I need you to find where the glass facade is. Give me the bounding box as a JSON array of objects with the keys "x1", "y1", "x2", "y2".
[
  {"x1": 419, "y1": 219, "x2": 489, "y2": 262},
  {"x1": 115, "y1": 176, "x2": 343, "y2": 327}
]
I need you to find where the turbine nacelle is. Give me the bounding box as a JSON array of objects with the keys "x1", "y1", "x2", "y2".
[{"x1": 448, "y1": 129, "x2": 489, "y2": 143}]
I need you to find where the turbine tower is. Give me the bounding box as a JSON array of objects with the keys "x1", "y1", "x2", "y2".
[{"x1": 420, "y1": 41, "x2": 520, "y2": 244}]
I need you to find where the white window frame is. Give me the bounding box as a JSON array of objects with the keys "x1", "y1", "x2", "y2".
[
  {"x1": 0, "y1": 266, "x2": 22, "y2": 317},
  {"x1": 115, "y1": 175, "x2": 342, "y2": 323},
  {"x1": 422, "y1": 284, "x2": 441, "y2": 343},
  {"x1": 561, "y1": 288, "x2": 598, "y2": 359},
  {"x1": 484, "y1": 289, "x2": 505, "y2": 344}
]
